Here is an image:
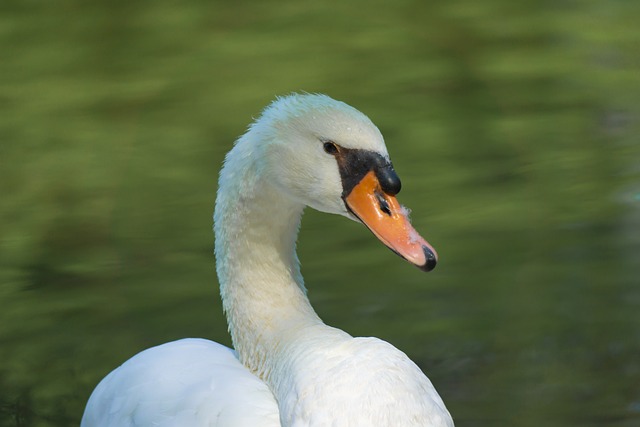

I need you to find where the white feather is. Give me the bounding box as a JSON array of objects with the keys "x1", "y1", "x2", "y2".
[{"x1": 82, "y1": 339, "x2": 280, "y2": 426}]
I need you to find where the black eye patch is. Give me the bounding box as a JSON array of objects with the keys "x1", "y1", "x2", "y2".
[{"x1": 328, "y1": 145, "x2": 401, "y2": 199}]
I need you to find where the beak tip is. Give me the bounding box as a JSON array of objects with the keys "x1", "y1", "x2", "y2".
[{"x1": 418, "y1": 246, "x2": 437, "y2": 272}]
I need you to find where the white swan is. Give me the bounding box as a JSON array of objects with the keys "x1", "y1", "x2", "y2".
[{"x1": 81, "y1": 94, "x2": 454, "y2": 427}]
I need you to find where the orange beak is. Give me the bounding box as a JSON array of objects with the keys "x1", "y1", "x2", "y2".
[{"x1": 344, "y1": 171, "x2": 438, "y2": 272}]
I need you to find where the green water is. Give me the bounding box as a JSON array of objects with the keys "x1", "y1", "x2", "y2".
[{"x1": 1, "y1": 1, "x2": 639, "y2": 426}]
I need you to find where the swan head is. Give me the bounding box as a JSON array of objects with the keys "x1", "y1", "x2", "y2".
[{"x1": 244, "y1": 93, "x2": 438, "y2": 271}]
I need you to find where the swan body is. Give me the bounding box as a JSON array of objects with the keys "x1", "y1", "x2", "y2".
[
  {"x1": 82, "y1": 339, "x2": 280, "y2": 426},
  {"x1": 82, "y1": 94, "x2": 454, "y2": 426}
]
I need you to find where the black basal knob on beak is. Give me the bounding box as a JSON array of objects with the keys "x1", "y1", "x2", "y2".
[{"x1": 376, "y1": 164, "x2": 401, "y2": 196}]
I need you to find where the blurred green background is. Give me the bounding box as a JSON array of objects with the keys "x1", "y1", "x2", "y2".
[{"x1": 1, "y1": 0, "x2": 639, "y2": 426}]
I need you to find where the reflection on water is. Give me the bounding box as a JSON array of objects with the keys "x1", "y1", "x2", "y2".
[{"x1": 1, "y1": 1, "x2": 639, "y2": 426}]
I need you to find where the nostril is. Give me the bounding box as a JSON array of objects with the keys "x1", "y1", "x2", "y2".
[{"x1": 375, "y1": 192, "x2": 392, "y2": 216}]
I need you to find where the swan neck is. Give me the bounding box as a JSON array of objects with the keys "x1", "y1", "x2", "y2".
[{"x1": 214, "y1": 148, "x2": 321, "y2": 375}]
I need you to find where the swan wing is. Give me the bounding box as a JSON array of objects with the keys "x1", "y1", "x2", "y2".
[{"x1": 81, "y1": 338, "x2": 280, "y2": 427}]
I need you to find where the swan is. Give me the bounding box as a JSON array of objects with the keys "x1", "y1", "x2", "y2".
[{"x1": 81, "y1": 93, "x2": 454, "y2": 427}]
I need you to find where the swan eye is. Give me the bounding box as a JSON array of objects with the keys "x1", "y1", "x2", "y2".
[{"x1": 323, "y1": 141, "x2": 339, "y2": 155}]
